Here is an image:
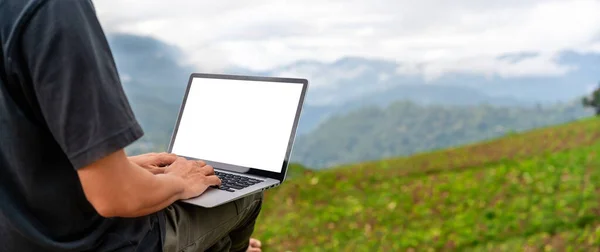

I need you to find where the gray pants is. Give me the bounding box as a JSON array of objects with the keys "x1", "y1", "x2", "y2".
[{"x1": 162, "y1": 192, "x2": 263, "y2": 252}]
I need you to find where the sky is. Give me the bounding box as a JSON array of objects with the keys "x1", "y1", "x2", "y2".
[{"x1": 94, "y1": 0, "x2": 600, "y2": 80}]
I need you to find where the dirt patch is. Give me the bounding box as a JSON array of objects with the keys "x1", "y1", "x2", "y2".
[
  {"x1": 523, "y1": 244, "x2": 539, "y2": 252},
  {"x1": 444, "y1": 240, "x2": 456, "y2": 250},
  {"x1": 544, "y1": 234, "x2": 566, "y2": 251}
]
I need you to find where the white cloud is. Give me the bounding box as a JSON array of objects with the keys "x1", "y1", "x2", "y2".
[
  {"x1": 274, "y1": 63, "x2": 370, "y2": 90},
  {"x1": 419, "y1": 53, "x2": 576, "y2": 81},
  {"x1": 378, "y1": 73, "x2": 390, "y2": 82},
  {"x1": 586, "y1": 82, "x2": 599, "y2": 93},
  {"x1": 120, "y1": 74, "x2": 132, "y2": 83},
  {"x1": 94, "y1": 0, "x2": 600, "y2": 79}
]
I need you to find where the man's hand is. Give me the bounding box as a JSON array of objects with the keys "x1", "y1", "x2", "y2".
[
  {"x1": 165, "y1": 158, "x2": 222, "y2": 199},
  {"x1": 78, "y1": 150, "x2": 222, "y2": 218},
  {"x1": 129, "y1": 152, "x2": 178, "y2": 174}
]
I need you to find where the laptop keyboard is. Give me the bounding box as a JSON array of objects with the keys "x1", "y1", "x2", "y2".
[{"x1": 212, "y1": 171, "x2": 263, "y2": 192}]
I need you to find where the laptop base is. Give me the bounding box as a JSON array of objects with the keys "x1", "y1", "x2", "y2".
[{"x1": 181, "y1": 170, "x2": 280, "y2": 208}]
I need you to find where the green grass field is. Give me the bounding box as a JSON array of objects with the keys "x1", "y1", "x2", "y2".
[{"x1": 254, "y1": 118, "x2": 600, "y2": 251}]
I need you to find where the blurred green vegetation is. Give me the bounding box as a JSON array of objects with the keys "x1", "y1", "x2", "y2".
[
  {"x1": 255, "y1": 118, "x2": 600, "y2": 251},
  {"x1": 286, "y1": 164, "x2": 314, "y2": 180},
  {"x1": 582, "y1": 83, "x2": 600, "y2": 116},
  {"x1": 292, "y1": 101, "x2": 590, "y2": 169}
]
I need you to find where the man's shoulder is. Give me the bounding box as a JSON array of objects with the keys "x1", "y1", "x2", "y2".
[
  {"x1": 1, "y1": 0, "x2": 94, "y2": 43},
  {"x1": 2, "y1": 0, "x2": 100, "y2": 65},
  {"x1": 1, "y1": 0, "x2": 45, "y2": 22},
  {"x1": 1, "y1": 0, "x2": 90, "y2": 14},
  {"x1": 1, "y1": 0, "x2": 44, "y2": 45}
]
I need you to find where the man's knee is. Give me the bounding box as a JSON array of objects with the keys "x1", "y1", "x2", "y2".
[
  {"x1": 162, "y1": 193, "x2": 264, "y2": 252},
  {"x1": 251, "y1": 191, "x2": 264, "y2": 202},
  {"x1": 234, "y1": 192, "x2": 263, "y2": 216}
]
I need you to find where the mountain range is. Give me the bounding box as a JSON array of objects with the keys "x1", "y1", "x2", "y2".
[{"x1": 107, "y1": 33, "x2": 599, "y2": 164}]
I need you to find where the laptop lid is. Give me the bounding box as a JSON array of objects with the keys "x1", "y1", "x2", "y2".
[{"x1": 167, "y1": 73, "x2": 308, "y2": 182}]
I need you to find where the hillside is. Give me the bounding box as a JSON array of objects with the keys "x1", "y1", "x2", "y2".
[
  {"x1": 106, "y1": 34, "x2": 600, "y2": 163},
  {"x1": 294, "y1": 84, "x2": 533, "y2": 135},
  {"x1": 292, "y1": 100, "x2": 592, "y2": 169},
  {"x1": 254, "y1": 118, "x2": 600, "y2": 251}
]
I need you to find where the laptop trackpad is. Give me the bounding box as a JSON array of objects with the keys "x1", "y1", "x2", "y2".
[{"x1": 180, "y1": 184, "x2": 270, "y2": 208}]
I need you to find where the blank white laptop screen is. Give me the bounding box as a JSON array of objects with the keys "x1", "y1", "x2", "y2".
[{"x1": 170, "y1": 77, "x2": 304, "y2": 173}]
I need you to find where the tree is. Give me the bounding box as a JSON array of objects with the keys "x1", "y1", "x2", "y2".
[{"x1": 582, "y1": 82, "x2": 600, "y2": 116}]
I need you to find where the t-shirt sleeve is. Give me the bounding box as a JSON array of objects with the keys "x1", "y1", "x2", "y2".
[{"x1": 20, "y1": 0, "x2": 144, "y2": 169}]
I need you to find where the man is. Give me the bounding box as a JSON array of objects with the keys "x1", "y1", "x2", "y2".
[{"x1": 0, "y1": 0, "x2": 263, "y2": 251}]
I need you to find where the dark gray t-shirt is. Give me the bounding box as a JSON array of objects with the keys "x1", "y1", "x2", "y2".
[{"x1": 0, "y1": 0, "x2": 164, "y2": 251}]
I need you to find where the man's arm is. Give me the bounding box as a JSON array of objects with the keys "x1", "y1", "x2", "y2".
[
  {"x1": 78, "y1": 150, "x2": 216, "y2": 218},
  {"x1": 78, "y1": 150, "x2": 184, "y2": 217},
  {"x1": 19, "y1": 0, "x2": 219, "y2": 217}
]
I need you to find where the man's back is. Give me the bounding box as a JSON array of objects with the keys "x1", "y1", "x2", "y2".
[{"x1": 0, "y1": 0, "x2": 161, "y2": 251}]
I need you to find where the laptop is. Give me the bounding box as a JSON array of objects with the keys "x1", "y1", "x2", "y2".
[{"x1": 167, "y1": 73, "x2": 308, "y2": 208}]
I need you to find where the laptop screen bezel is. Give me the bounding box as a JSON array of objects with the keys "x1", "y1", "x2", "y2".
[{"x1": 167, "y1": 73, "x2": 308, "y2": 182}]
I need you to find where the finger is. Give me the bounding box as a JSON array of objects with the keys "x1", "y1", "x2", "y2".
[
  {"x1": 194, "y1": 160, "x2": 207, "y2": 167},
  {"x1": 200, "y1": 165, "x2": 215, "y2": 176},
  {"x1": 189, "y1": 161, "x2": 208, "y2": 173},
  {"x1": 147, "y1": 167, "x2": 166, "y2": 175},
  {"x1": 157, "y1": 153, "x2": 178, "y2": 166},
  {"x1": 167, "y1": 157, "x2": 187, "y2": 168},
  {"x1": 204, "y1": 175, "x2": 221, "y2": 186}
]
